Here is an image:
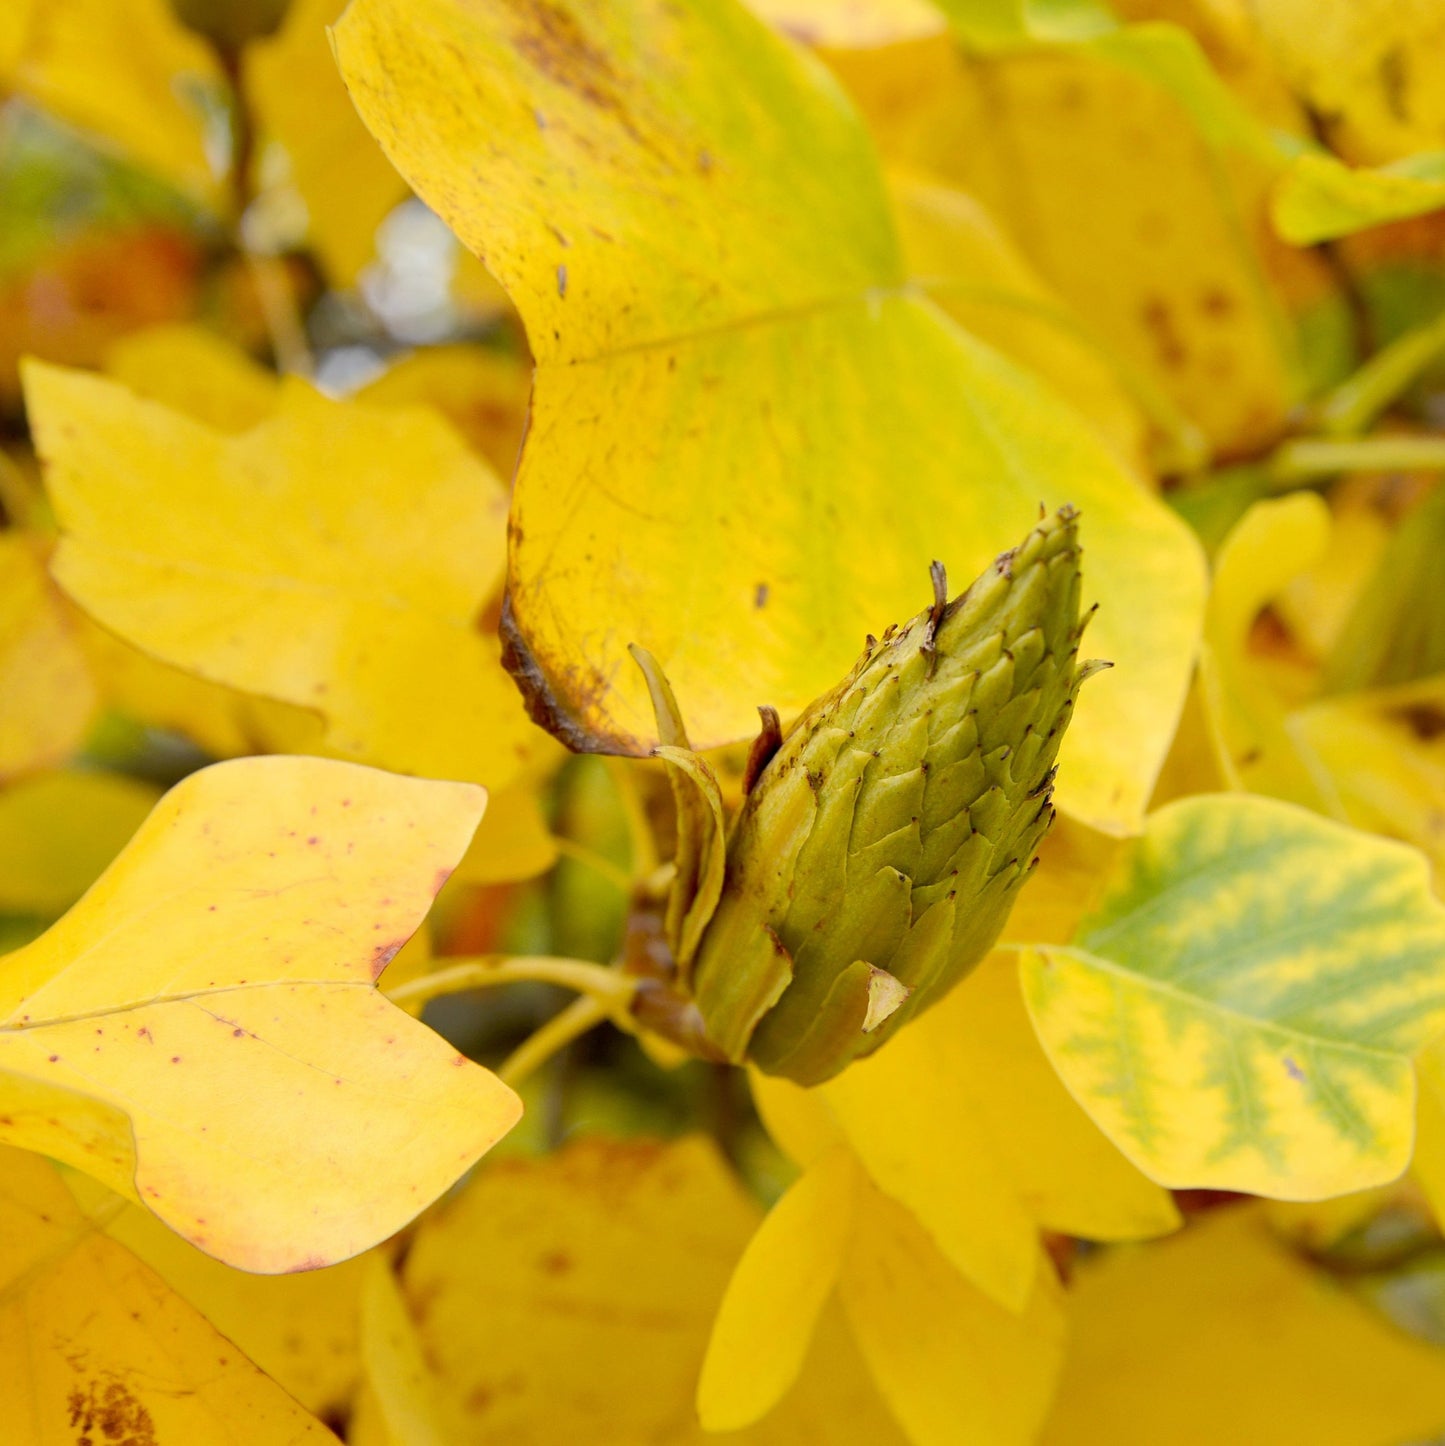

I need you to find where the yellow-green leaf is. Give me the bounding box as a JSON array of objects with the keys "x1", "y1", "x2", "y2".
[
  {"x1": 1022, "y1": 793, "x2": 1445, "y2": 1198},
  {"x1": 1041, "y1": 1203, "x2": 1445, "y2": 1445},
  {"x1": 0, "y1": 1145, "x2": 337, "y2": 1444},
  {"x1": 0, "y1": 755, "x2": 521, "y2": 1271},
  {"x1": 24, "y1": 360, "x2": 539, "y2": 790},
  {"x1": 333, "y1": 0, "x2": 1206, "y2": 836},
  {"x1": 1274, "y1": 150, "x2": 1445, "y2": 245}
]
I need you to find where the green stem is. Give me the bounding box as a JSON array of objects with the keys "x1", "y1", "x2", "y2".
[
  {"x1": 1317, "y1": 308, "x2": 1445, "y2": 436},
  {"x1": 385, "y1": 955, "x2": 638, "y2": 1010},
  {"x1": 549, "y1": 835, "x2": 634, "y2": 893},
  {"x1": 1269, "y1": 436, "x2": 1445, "y2": 485},
  {"x1": 603, "y1": 756, "x2": 659, "y2": 880},
  {"x1": 499, "y1": 995, "x2": 614, "y2": 1089}
]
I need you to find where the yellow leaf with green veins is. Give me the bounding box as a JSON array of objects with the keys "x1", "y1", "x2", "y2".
[
  {"x1": 1021, "y1": 794, "x2": 1445, "y2": 1199},
  {"x1": 24, "y1": 360, "x2": 539, "y2": 791},
  {"x1": 333, "y1": 0, "x2": 1206, "y2": 836},
  {"x1": 0, "y1": 1145, "x2": 336, "y2": 1444},
  {"x1": 0, "y1": 755, "x2": 521, "y2": 1272}
]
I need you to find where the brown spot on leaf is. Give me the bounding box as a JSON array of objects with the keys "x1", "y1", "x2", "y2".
[
  {"x1": 371, "y1": 940, "x2": 407, "y2": 979},
  {"x1": 539, "y1": 1249, "x2": 573, "y2": 1275},
  {"x1": 67, "y1": 1377, "x2": 157, "y2": 1446},
  {"x1": 1140, "y1": 295, "x2": 1187, "y2": 369},
  {"x1": 513, "y1": 1, "x2": 622, "y2": 112},
  {"x1": 1394, "y1": 701, "x2": 1445, "y2": 740},
  {"x1": 1199, "y1": 287, "x2": 1234, "y2": 318}
]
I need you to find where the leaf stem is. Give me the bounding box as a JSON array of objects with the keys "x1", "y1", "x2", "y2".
[
  {"x1": 499, "y1": 996, "x2": 614, "y2": 1088},
  {"x1": 385, "y1": 955, "x2": 638, "y2": 1010},
  {"x1": 603, "y1": 756, "x2": 659, "y2": 880},
  {"x1": 1269, "y1": 435, "x2": 1445, "y2": 484},
  {"x1": 1316, "y1": 307, "x2": 1445, "y2": 436},
  {"x1": 549, "y1": 835, "x2": 634, "y2": 893}
]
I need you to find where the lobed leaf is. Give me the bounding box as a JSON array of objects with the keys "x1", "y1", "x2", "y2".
[
  {"x1": 1021, "y1": 793, "x2": 1445, "y2": 1198},
  {"x1": 25, "y1": 360, "x2": 538, "y2": 791},
  {"x1": 333, "y1": 0, "x2": 1207, "y2": 836},
  {"x1": 0, "y1": 755, "x2": 521, "y2": 1271}
]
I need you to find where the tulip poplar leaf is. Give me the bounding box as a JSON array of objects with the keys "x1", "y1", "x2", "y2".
[
  {"x1": 333, "y1": 0, "x2": 1206, "y2": 835},
  {"x1": 0, "y1": 755, "x2": 521, "y2": 1272},
  {"x1": 0, "y1": 1145, "x2": 336, "y2": 1443},
  {"x1": 1022, "y1": 793, "x2": 1445, "y2": 1198},
  {"x1": 24, "y1": 360, "x2": 538, "y2": 791}
]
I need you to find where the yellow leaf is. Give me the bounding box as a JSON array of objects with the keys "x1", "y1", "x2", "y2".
[
  {"x1": 106, "y1": 324, "x2": 281, "y2": 432},
  {"x1": 1289, "y1": 676, "x2": 1445, "y2": 889},
  {"x1": 397, "y1": 1134, "x2": 905, "y2": 1443},
  {"x1": 1022, "y1": 793, "x2": 1445, "y2": 1198},
  {"x1": 820, "y1": 26, "x2": 1304, "y2": 458},
  {"x1": 887, "y1": 172, "x2": 1152, "y2": 471},
  {"x1": 0, "y1": 530, "x2": 96, "y2": 780},
  {"x1": 750, "y1": 1067, "x2": 846, "y2": 1168},
  {"x1": 699, "y1": 1146, "x2": 856, "y2": 1430},
  {"x1": 0, "y1": 769, "x2": 158, "y2": 916},
  {"x1": 1199, "y1": 491, "x2": 1336, "y2": 806},
  {"x1": 1041, "y1": 1203, "x2": 1445, "y2": 1445},
  {"x1": 356, "y1": 1253, "x2": 449, "y2": 1446},
  {"x1": 1250, "y1": 0, "x2": 1445, "y2": 166},
  {"x1": 838, "y1": 1172, "x2": 1066, "y2": 1446},
  {"x1": 355, "y1": 344, "x2": 533, "y2": 481},
  {"x1": 249, "y1": 0, "x2": 409, "y2": 284},
  {"x1": 0, "y1": 1145, "x2": 336, "y2": 1443},
  {"x1": 5, "y1": 0, "x2": 222, "y2": 201},
  {"x1": 0, "y1": 755, "x2": 520, "y2": 1271},
  {"x1": 64, "y1": 1169, "x2": 368, "y2": 1419},
  {"x1": 333, "y1": 0, "x2": 1206, "y2": 837},
  {"x1": 25, "y1": 360, "x2": 540, "y2": 790}
]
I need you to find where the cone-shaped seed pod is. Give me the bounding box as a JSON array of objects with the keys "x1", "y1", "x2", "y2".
[{"x1": 689, "y1": 507, "x2": 1096, "y2": 1085}]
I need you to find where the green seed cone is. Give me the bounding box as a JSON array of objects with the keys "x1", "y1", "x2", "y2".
[{"x1": 689, "y1": 508, "x2": 1094, "y2": 1085}]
